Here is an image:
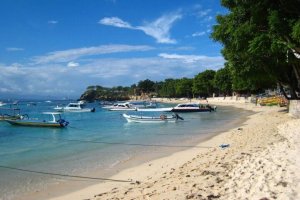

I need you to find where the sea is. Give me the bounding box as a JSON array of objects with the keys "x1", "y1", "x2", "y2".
[{"x1": 0, "y1": 100, "x2": 252, "y2": 200}]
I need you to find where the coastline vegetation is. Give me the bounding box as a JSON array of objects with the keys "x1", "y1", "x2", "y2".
[
  {"x1": 80, "y1": 68, "x2": 262, "y2": 102},
  {"x1": 81, "y1": 0, "x2": 300, "y2": 102}
]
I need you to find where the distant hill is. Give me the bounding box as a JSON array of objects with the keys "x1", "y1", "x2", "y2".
[{"x1": 79, "y1": 86, "x2": 131, "y2": 102}]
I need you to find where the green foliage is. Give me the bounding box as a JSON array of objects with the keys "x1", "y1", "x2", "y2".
[
  {"x1": 212, "y1": 0, "x2": 300, "y2": 99},
  {"x1": 193, "y1": 70, "x2": 216, "y2": 97},
  {"x1": 137, "y1": 79, "x2": 155, "y2": 93},
  {"x1": 80, "y1": 85, "x2": 131, "y2": 101},
  {"x1": 158, "y1": 79, "x2": 177, "y2": 97},
  {"x1": 175, "y1": 78, "x2": 193, "y2": 97},
  {"x1": 214, "y1": 65, "x2": 232, "y2": 95}
]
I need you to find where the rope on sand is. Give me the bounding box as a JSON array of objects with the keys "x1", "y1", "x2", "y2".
[{"x1": 0, "y1": 165, "x2": 134, "y2": 183}]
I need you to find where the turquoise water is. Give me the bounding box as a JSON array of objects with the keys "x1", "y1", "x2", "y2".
[{"x1": 0, "y1": 100, "x2": 252, "y2": 200}]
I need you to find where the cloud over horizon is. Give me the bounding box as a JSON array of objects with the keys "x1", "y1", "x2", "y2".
[{"x1": 0, "y1": 52, "x2": 224, "y2": 97}]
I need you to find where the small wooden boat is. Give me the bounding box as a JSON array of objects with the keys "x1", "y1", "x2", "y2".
[
  {"x1": 5, "y1": 112, "x2": 69, "y2": 128},
  {"x1": 122, "y1": 113, "x2": 183, "y2": 123}
]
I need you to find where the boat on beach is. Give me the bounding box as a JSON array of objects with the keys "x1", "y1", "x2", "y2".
[
  {"x1": 54, "y1": 102, "x2": 95, "y2": 112},
  {"x1": 122, "y1": 113, "x2": 184, "y2": 123},
  {"x1": 5, "y1": 112, "x2": 69, "y2": 128}
]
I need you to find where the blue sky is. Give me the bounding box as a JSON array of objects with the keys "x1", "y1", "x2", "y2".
[{"x1": 0, "y1": 0, "x2": 226, "y2": 99}]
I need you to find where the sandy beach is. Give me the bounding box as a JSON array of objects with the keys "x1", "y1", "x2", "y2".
[{"x1": 49, "y1": 100, "x2": 299, "y2": 200}]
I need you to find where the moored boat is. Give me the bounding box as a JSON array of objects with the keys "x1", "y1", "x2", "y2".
[
  {"x1": 136, "y1": 107, "x2": 173, "y2": 112},
  {"x1": 171, "y1": 103, "x2": 216, "y2": 112},
  {"x1": 0, "y1": 108, "x2": 22, "y2": 121},
  {"x1": 103, "y1": 102, "x2": 137, "y2": 111},
  {"x1": 122, "y1": 113, "x2": 183, "y2": 123},
  {"x1": 54, "y1": 102, "x2": 95, "y2": 112},
  {"x1": 5, "y1": 112, "x2": 69, "y2": 128}
]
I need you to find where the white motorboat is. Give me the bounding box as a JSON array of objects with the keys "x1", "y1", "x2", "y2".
[
  {"x1": 0, "y1": 102, "x2": 6, "y2": 107},
  {"x1": 122, "y1": 113, "x2": 183, "y2": 123},
  {"x1": 78, "y1": 100, "x2": 86, "y2": 106},
  {"x1": 129, "y1": 101, "x2": 157, "y2": 108},
  {"x1": 103, "y1": 102, "x2": 137, "y2": 111},
  {"x1": 136, "y1": 107, "x2": 173, "y2": 112},
  {"x1": 171, "y1": 103, "x2": 216, "y2": 112},
  {"x1": 54, "y1": 103, "x2": 95, "y2": 113}
]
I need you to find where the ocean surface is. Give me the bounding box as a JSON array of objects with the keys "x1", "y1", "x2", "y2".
[{"x1": 0, "y1": 100, "x2": 252, "y2": 200}]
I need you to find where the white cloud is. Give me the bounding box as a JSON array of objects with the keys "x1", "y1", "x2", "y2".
[
  {"x1": 196, "y1": 9, "x2": 212, "y2": 17},
  {"x1": 48, "y1": 20, "x2": 58, "y2": 24},
  {"x1": 99, "y1": 17, "x2": 133, "y2": 28},
  {"x1": 206, "y1": 16, "x2": 213, "y2": 21},
  {"x1": 192, "y1": 31, "x2": 206, "y2": 37},
  {"x1": 32, "y1": 44, "x2": 154, "y2": 64},
  {"x1": 159, "y1": 53, "x2": 224, "y2": 65},
  {"x1": 137, "y1": 13, "x2": 182, "y2": 44},
  {"x1": 98, "y1": 13, "x2": 182, "y2": 44},
  {"x1": 67, "y1": 61, "x2": 80, "y2": 67},
  {"x1": 0, "y1": 53, "x2": 224, "y2": 97},
  {"x1": 6, "y1": 47, "x2": 24, "y2": 51}
]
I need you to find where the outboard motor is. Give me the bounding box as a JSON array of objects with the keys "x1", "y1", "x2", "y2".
[
  {"x1": 57, "y1": 119, "x2": 69, "y2": 127},
  {"x1": 91, "y1": 108, "x2": 96, "y2": 112},
  {"x1": 174, "y1": 113, "x2": 184, "y2": 120}
]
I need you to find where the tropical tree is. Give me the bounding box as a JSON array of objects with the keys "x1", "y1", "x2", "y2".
[
  {"x1": 214, "y1": 65, "x2": 232, "y2": 95},
  {"x1": 176, "y1": 78, "x2": 193, "y2": 97},
  {"x1": 193, "y1": 70, "x2": 216, "y2": 97},
  {"x1": 211, "y1": 0, "x2": 300, "y2": 99},
  {"x1": 138, "y1": 79, "x2": 155, "y2": 93},
  {"x1": 159, "y1": 79, "x2": 177, "y2": 97}
]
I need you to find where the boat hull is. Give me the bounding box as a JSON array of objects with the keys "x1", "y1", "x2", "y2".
[
  {"x1": 136, "y1": 108, "x2": 173, "y2": 112},
  {"x1": 54, "y1": 108, "x2": 95, "y2": 113},
  {"x1": 171, "y1": 108, "x2": 212, "y2": 112},
  {"x1": 109, "y1": 108, "x2": 137, "y2": 111},
  {"x1": 0, "y1": 115, "x2": 21, "y2": 121},
  {"x1": 5, "y1": 120, "x2": 67, "y2": 128},
  {"x1": 122, "y1": 114, "x2": 177, "y2": 123}
]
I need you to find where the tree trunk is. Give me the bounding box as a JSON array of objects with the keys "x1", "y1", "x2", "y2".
[
  {"x1": 279, "y1": 82, "x2": 289, "y2": 100},
  {"x1": 292, "y1": 64, "x2": 300, "y2": 91}
]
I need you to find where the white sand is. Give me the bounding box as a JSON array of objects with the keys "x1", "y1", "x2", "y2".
[{"x1": 48, "y1": 101, "x2": 299, "y2": 200}]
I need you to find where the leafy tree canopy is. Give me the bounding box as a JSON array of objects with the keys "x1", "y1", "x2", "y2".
[
  {"x1": 211, "y1": 0, "x2": 300, "y2": 99},
  {"x1": 193, "y1": 70, "x2": 216, "y2": 97}
]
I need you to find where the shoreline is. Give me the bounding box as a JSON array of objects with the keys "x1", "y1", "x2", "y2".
[
  {"x1": 16, "y1": 102, "x2": 250, "y2": 200},
  {"x1": 47, "y1": 100, "x2": 299, "y2": 200}
]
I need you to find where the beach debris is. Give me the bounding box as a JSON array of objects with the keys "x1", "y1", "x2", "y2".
[
  {"x1": 219, "y1": 144, "x2": 230, "y2": 149},
  {"x1": 237, "y1": 128, "x2": 243, "y2": 131}
]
